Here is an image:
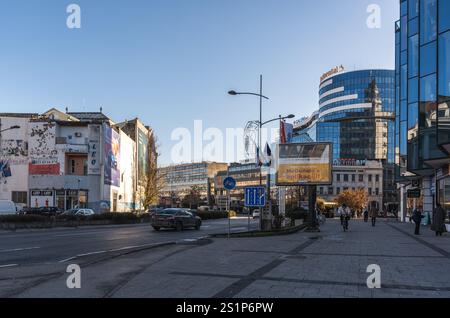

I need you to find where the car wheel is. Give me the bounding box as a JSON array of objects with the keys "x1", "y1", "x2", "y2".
[
  {"x1": 175, "y1": 222, "x2": 183, "y2": 231},
  {"x1": 152, "y1": 226, "x2": 160, "y2": 231},
  {"x1": 195, "y1": 221, "x2": 201, "y2": 230}
]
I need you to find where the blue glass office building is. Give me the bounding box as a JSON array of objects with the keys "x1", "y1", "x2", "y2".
[
  {"x1": 395, "y1": 0, "x2": 450, "y2": 217},
  {"x1": 293, "y1": 69, "x2": 396, "y2": 163}
]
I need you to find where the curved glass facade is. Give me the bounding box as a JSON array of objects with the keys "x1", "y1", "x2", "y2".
[{"x1": 317, "y1": 70, "x2": 395, "y2": 162}]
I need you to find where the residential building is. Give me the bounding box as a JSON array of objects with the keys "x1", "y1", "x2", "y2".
[{"x1": 395, "y1": 0, "x2": 450, "y2": 220}]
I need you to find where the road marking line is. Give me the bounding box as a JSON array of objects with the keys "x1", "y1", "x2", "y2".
[
  {"x1": 0, "y1": 246, "x2": 40, "y2": 253},
  {"x1": 77, "y1": 251, "x2": 107, "y2": 257},
  {"x1": 0, "y1": 264, "x2": 18, "y2": 268}
]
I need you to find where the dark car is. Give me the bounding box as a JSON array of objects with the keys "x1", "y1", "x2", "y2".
[
  {"x1": 25, "y1": 207, "x2": 62, "y2": 216},
  {"x1": 151, "y1": 208, "x2": 202, "y2": 231}
]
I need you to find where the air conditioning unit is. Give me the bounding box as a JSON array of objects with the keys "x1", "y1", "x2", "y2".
[{"x1": 74, "y1": 132, "x2": 82, "y2": 137}]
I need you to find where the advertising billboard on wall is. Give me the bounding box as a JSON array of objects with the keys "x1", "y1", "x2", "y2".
[
  {"x1": 30, "y1": 190, "x2": 54, "y2": 208},
  {"x1": 275, "y1": 142, "x2": 333, "y2": 186},
  {"x1": 88, "y1": 125, "x2": 101, "y2": 175},
  {"x1": 28, "y1": 122, "x2": 60, "y2": 175},
  {"x1": 104, "y1": 124, "x2": 121, "y2": 187},
  {"x1": 137, "y1": 129, "x2": 149, "y2": 186}
]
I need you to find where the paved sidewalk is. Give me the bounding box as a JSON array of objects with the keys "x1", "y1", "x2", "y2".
[{"x1": 4, "y1": 218, "x2": 450, "y2": 298}]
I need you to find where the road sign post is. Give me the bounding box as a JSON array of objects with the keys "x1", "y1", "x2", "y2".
[
  {"x1": 245, "y1": 186, "x2": 266, "y2": 231},
  {"x1": 223, "y1": 177, "x2": 236, "y2": 239}
]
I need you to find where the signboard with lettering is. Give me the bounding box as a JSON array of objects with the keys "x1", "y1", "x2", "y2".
[
  {"x1": 88, "y1": 125, "x2": 101, "y2": 175},
  {"x1": 30, "y1": 190, "x2": 54, "y2": 208},
  {"x1": 275, "y1": 142, "x2": 333, "y2": 186},
  {"x1": 320, "y1": 65, "x2": 345, "y2": 82}
]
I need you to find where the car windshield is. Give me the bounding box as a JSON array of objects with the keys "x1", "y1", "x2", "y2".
[{"x1": 159, "y1": 209, "x2": 179, "y2": 215}]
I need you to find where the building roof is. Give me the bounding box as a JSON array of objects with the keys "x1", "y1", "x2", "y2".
[
  {"x1": 68, "y1": 112, "x2": 111, "y2": 121},
  {"x1": 0, "y1": 113, "x2": 38, "y2": 118}
]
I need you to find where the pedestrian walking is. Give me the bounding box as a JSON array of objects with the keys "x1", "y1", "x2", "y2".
[
  {"x1": 363, "y1": 209, "x2": 369, "y2": 223},
  {"x1": 432, "y1": 203, "x2": 447, "y2": 236},
  {"x1": 338, "y1": 204, "x2": 346, "y2": 226},
  {"x1": 412, "y1": 208, "x2": 424, "y2": 235},
  {"x1": 369, "y1": 203, "x2": 378, "y2": 227}
]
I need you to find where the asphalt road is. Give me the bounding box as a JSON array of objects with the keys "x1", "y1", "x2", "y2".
[{"x1": 0, "y1": 217, "x2": 258, "y2": 267}]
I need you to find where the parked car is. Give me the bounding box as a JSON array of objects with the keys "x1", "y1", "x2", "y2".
[
  {"x1": 0, "y1": 200, "x2": 18, "y2": 216},
  {"x1": 24, "y1": 207, "x2": 63, "y2": 216},
  {"x1": 62, "y1": 208, "x2": 95, "y2": 216},
  {"x1": 252, "y1": 209, "x2": 261, "y2": 219},
  {"x1": 151, "y1": 208, "x2": 202, "y2": 231}
]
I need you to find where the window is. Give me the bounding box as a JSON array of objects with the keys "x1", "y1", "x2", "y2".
[
  {"x1": 408, "y1": 103, "x2": 419, "y2": 130},
  {"x1": 344, "y1": 174, "x2": 349, "y2": 182},
  {"x1": 319, "y1": 187, "x2": 324, "y2": 195},
  {"x1": 71, "y1": 160, "x2": 76, "y2": 174},
  {"x1": 359, "y1": 174, "x2": 364, "y2": 182},
  {"x1": 368, "y1": 175, "x2": 373, "y2": 182},
  {"x1": 420, "y1": 74, "x2": 437, "y2": 102},
  {"x1": 408, "y1": 78, "x2": 418, "y2": 102},
  {"x1": 376, "y1": 175, "x2": 380, "y2": 182},
  {"x1": 336, "y1": 174, "x2": 341, "y2": 182},
  {"x1": 352, "y1": 174, "x2": 356, "y2": 182},
  {"x1": 408, "y1": 35, "x2": 419, "y2": 77},
  {"x1": 420, "y1": 41, "x2": 437, "y2": 76},
  {"x1": 328, "y1": 187, "x2": 333, "y2": 195},
  {"x1": 439, "y1": 0, "x2": 450, "y2": 33},
  {"x1": 12, "y1": 191, "x2": 27, "y2": 204},
  {"x1": 420, "y1": 0, "x2": 437, "y2": 45},
  {"x1": 336, "y1": 187, "x2": 341, "y2": 195},
  {"x1": 439, "y1": 31, "x2": 450, "y2": 102},
  {"x1": 409, "y1": 0, "x2": 419, "y2": 18},
  {"x1": 368, "y1": 188, "x2": 373, "y2": 196},
  {"x1": 375, "y1": 188, "x2": 380, "y2": 195}
]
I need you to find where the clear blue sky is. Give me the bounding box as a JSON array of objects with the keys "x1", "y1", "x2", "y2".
[{"x1": 0, "y1": 0, "x2": 399, "y2": 165}]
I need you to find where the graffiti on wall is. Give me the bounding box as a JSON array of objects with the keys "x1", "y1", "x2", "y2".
[{"x1": 29, "y1": 122, "x2": 60, "y2": 175}]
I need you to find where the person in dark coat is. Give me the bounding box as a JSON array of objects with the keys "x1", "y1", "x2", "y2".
[
  {"x1": 432, "y1": 203, "x2": 447, "y2": 236},
  {"x1": 369, "y1": 203, "x2": 378, "y2": 227},
  {"x1": 363, "y1": 209, "x2": 369, "y2": 222},
  {"x1": 412, "y1": 209, "x2": 424, "y2": 235}
]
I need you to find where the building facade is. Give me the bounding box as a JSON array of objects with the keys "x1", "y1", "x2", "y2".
[
  {"x1": 318, "y1": 160, "x2": 384, "y2": 210},
  {"x1": 158, "y1": 162, "x2": 228, "y2": 207},
  {"x1": 0, "y1": 108, "x2": 156, "y2": 213},
  {"x1": 395, "y1": 0, "x2": 450, "y2": 220},
  {"x1": 292, "y1": 68, "x2": 397, "y2": 207}
]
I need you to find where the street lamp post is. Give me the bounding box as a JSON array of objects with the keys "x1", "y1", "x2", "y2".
[{"x1": 229, "y1": 81, "x2": 295, "y2": 230}]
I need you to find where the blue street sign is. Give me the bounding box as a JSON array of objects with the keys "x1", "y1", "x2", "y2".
[
  {"x1": 223, "y1": 177, "x2": 237, "y2": 191},
  {"x1": 245, "y1": 187, "x2": 266, "y2": 207}
]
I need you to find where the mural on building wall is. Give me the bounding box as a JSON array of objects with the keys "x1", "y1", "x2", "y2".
[
  {"x1": 137, "y1": 129, "x2": 149, "y2": 186},
  {"x1": 88, "y1": 125, "x2": 101, "y2": 175},
  {"x1": 104, "y1": 124, "x2": 121, "y2": 186},
  {"x1": 28, "y1": 122, "x2": 60, "y2": 175}
]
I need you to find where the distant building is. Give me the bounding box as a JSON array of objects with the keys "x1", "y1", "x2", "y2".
[
  {"x1": 317, "y1": 160, "x2": 384, "y2": 210},
  {"x1": 158, "y1": 162, "x2": 228, "y2": 207}
]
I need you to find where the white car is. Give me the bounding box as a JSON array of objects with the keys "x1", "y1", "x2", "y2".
[
  {"x1": 75, "y1": 209, "x2": 95, "y2": 216},
  {"x1": 252, "y1": 209, "x2": 261, "y2": 219},
  {"x1": 0, "y1": 200, "x2": 18, "y2": 216}
]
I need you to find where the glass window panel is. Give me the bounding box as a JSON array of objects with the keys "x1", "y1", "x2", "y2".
[
  {"x1": 420, "y1": 41, "x2": 437, "y2": 76},
  {"x1": 409, "y1": 0, "x2": 419, "y2": 19},
  {"x1": 420, "y1": 73, "x2": 437, "y2": 102},
  {"x1": 401, "y1": 0, "x2": 408, "y2": 16},
  {"x1": 420, "y1": 0, "x2": 437, "y2": 45},
  {"x1": 439, "y1": 31, "x2": 450, "y2": 102},
  {"x1": 401, "y1": 15, "x2": 408, "y2": 51},
  {"x1": 401, "y1": 100, "x2": 407, "y2": 122},
  {"x1": 408, "y1": 35, "x2": 419, "y2": 77},
  {"x1": 408, "y1": 77, "x2": 418, "y2": 102},
  {"x1": 401, "y1": 64, "x2": 408, "y2": 100},
  {"x1": 439, "y1": 0, "x2": 450, "y2": 33},
  {"x1": 438, "y1": 101, "x2": 450, "y2": 145},
  {"x1": 408, "y1": 17, "x2": 419, "y2": 36},
  {"x1": 400, "y1": 121, "x2": 407, "y2": 156},
  {"x1": 408, "y1": 102, "x2": 419, "y2": 130}
]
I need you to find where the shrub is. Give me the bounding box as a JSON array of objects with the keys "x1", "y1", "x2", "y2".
[{"x1": 0, "y1": 214, "x2": 49, "y2": 223}]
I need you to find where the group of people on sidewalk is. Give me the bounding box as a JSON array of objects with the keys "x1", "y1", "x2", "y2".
[
  {"x1": 411, "y1": 203, "x2": 447, "y2": 236},
  {"x1": 336, "y1": 202, "x2": 448, "y2": 236}
]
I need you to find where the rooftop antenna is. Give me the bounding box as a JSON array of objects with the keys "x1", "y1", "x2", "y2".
[
  {"x1": 65, "y1": 107, "x2": 68, "y2": 113},
  {"x1": 100, "y1": 106, "x2": 103, "y2": 113}
]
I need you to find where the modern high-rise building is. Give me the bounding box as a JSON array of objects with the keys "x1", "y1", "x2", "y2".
[
  {"x1": 395, "y1": 0, "x2": 450, "y2": 220},
  {"x1": 292, "y1": 68, "x2": 397, "y2": 207}
]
